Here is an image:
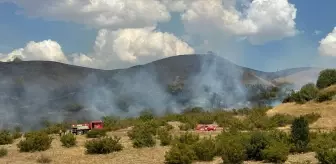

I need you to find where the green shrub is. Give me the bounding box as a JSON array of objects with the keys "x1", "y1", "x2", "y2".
[
  {"x1": 0, "y1": 130, "x2": 14, "y2": 145},
  {"x1": 291, "y1": 116, "x2": 310, "y2": 153},
  {"x1": 316, "y1": 69, "x2": 336, "y2": 89},
  {"x1": 86, "y1": 129, "x2": 107, "y2": 138},
  {"x1": 299, "y1": 83, "x2": 319, "y2": 102},
  {"x1": 191, "y1": 137, "x2": 216, "y2": 161},
  {"x1": 316, "y1": 149, "x2": 336, "y2": 164},
  {"x1": 130, "y1": 129, "x2": 156, "y2": 148},
  {"x1": 139, "y1": 109, "x2": 155, "y2": 122},
  {"x1": 84, "y1": 136, "x2": 123, "y2": 154},
  {"x1": 178, "y1": 123, "x2": 194, "y2": 131},
  {"x1": 221, "y1": 140, "x2": 246, "y2": 164},
  {"x1": 12, "y1": 132, "x2": 22, "y2": 139},
  {"x1": 269, "y1": 114, "x2": 294, "y2": 127},
  {"x1": 176, "y1": 132, "x2": 199, "y2": 145},
  {"x1": 0, "y1": 147, "x2": 7, "y2": 157},
  {"x1": 261, "y1": 141, "x2": 290, "y2": 163},
  {"x1": 157, "y1": 128, "x2": 172, "y2": 146},
  {"x1": 316, "y1": 90, "x2": 336, "y2": 102},
  {"x1": 17, "y1": 131, "x2": 53, "y2": 152},
  {"x1": 60, "y1": 133, "x2": 76, "y2": 148},
  {"x1": 164, "y1": 143, "x2": 197, "y2": 164},
  {"x1": 309, "y1": 132, "x2": 336, "y2": 152},
  {"x1": 246, "y1": 131, "x2": 271, "y2": 161}
]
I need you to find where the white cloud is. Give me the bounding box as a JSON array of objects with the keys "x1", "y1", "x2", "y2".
[
  {"x1": 80, "y1": 28, "x2": 195, "y2": 69},
  {"x1": 0, "y1": 40, "x2": 68, "y2": 63},
  {"x1": 181, "y1": 0, "x2": 298, "y2": 45},
  {"x1": 1, "y1": 0, "x2": 171, "y2": 29},
  {"x1": 0, "y1": 28, "x2": 194, "y2": 70},
  {"x1": 319, "y1": 27, "x2": 336, "y2": 56}
]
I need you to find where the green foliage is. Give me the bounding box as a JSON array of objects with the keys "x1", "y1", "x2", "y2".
[
  {"x1": 291, "y1": 116, "x2": 310, "y2": 153},
  {"x1": 316, "y1": 69, "x2": 336, "y2": 89},
  {"x1": 283, "y1": 83, "x2": 319, "y2": 104},
  {"x1": 191, "y1": 137, "x2": 216, "y2": 161},
  {"x1": 269, "y1": 114, "x2": 294, "y2": 127},
  {"x1": 86, "y1": 129, "x2": 107, "y2": 138},
  {"x1": 157, "y1": 128, "x2": 173, "y2": 146},
  {"x1": 246, "y1": 131, "x2": 271, "y2": 160},
  {"x1": 84, "y1": 136, "x2": 123, "y2": 154},
  {"x1": 217, "y1": 133, "x2": 247, "y2": 164},
  {"x1": 261, "y1": 141, "x2": 290, "y2": 163},
  {"x1": 60, "y1": 133, "x2": 76, "y2": 148},
  {"x1": 139, "y1": 109, "x2": 155, "y2": 122},
  {"x1": 127, "y1": 122, "x2": 157, "y2": 148},
  {"x1": 0, "y1": 147, "x2": 7, "y2": 157},
  {"x1": 221, "y1": 142, "x2": 246, "y2": 164},
  {"x1": 176, "y1": 132, "x2": 200, "y2": 145},
  {"x1": 17, "y1": 131, "x2": 53, "y2": 152},
  {"x1": 0, "y1": 130, "x2": 14, "y2": 145},
  {"x1": 316, "y1": 90, "x2": 336, "y2": 102},
  {"x1": 316, "y1": 149, "x2": 336, "y2": 164},
  {"x1": 164, "y1": 143, "x2": 197, "y2": 164},
  {"x1": 309, "y1": 132, "x2": 336, "y2": 152}
]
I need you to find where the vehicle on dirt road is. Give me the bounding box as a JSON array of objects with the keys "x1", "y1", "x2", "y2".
[{"x1": 70, "y1": 120, "x2": 104, "y2": 135}]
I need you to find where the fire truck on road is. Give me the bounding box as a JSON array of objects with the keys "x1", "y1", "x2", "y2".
[{"x1": 70, "y1": 120, "x2": 104, "y2": 135}]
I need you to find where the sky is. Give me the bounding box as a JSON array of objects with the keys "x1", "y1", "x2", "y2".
[{"x1": 0, "y1": 0, "x2": 335, "y2": 72}]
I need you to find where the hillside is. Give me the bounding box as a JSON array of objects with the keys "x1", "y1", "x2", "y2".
[{"x1": 0, "y1": 54, "x2": 321, "y2": 130}]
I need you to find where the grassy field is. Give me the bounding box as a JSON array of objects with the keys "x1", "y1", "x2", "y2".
[{"x1": 1, "y1": 99, "x2": 336, "y2": 164}]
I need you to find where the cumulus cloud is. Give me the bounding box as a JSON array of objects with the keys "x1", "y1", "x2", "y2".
[
  {"x1": 0, "y1": 40, "x2": 68, "y2": 63},
  {"x1": 0, "y1": 28, "x2": 194, "y2": 70},
  {"x1": 181, "y1": 0, "x2": 298, "y2": 44},
  {"x1": 0, "y1": 0, "x2": 171, "y2": 29},
  {"x1": 319, "y1": 27, "x2": 336, "y2": 56}
]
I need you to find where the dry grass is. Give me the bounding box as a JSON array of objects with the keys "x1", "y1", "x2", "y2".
[
  {"x1": 3, "y1": 102, "x2": 335, "y2": 164},
  {"x1": 267, "y1": 100, "x2": 336, "y2": 130}
]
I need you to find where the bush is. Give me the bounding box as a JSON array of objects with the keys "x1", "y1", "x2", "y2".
[
  {"x1": 0, "y1": 147, "x2": 7, "y2": 157},
  {"x1": 60, "y1": 133, "x2": 76, "y2": 148},
  {"x1": 164, "y1": 143, "x2": 197, "y2": 164},
  {"x1": 316, "y1": 90, "x2": 336, "y2": 102},
  {"x1": 269, "y1": 114, "x2": 294, "y2": 127},
  {"x1": 261, "y1": 141, "x2": 290, "y2": 163},
  {"x1": 17, "y1": 131, "x2": 53, "y2": 152},
  {"x1": 246, "y1": 131, "x2": 271, "y2": 161},
  {"x1": 309, "y1": 132, "x2": 336, "y2": 152},
  {"x1": 283, "y1": 83, "x2": 319, "y2": 104},
  {"x1": 316, "y1": 69, "x2": 336, "y2": 89},
  {"x1": 176, "y1": 132, "x2": 199, "y2": 145},
  {"x1": 316, "y1": 149, "x2": 336, "y2": 164},
  {"x1": 86, "y1": 129, "x2": 107, "y2": 138},
  {"x1": 84, "y1": 136, "x2": 123, "y2": 154},
  {"x1": 299, "y1": 83, "x2": 319, "y2": 102},
  {"x1": 127, "y1": 122, "x2": 157, "y2": 148},
  {"x1": 221, "y1": 140, "x2": 246, "y2": 164},
  {"x1": 291, "y1": 116, "x2": 310, "y2": 153},
  {"x1": 36, "y1": 154, "x2": 52, "y2": 163},
  {"x1": 157, "y1": 128, "x2": 172, "y2": 146},
  {"x1": 192, "y1": 137, "x2": 216, "y2": 161},
  {"x1": 139, "y1": 109, "x2": 155, "y2": 122},
  {"x1": 0, "y1": 130, "x2": 14, "y2": 145}
]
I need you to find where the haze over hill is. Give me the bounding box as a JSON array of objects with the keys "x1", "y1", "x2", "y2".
[{"x1": 0, "y1": 54, "x2": 323, "y2": 130}]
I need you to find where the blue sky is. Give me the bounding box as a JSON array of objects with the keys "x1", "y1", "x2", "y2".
[{"x1": 0, "y1": 0, "x2": 335, "y2": 71}]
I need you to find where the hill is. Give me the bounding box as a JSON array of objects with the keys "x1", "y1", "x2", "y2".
[{"x1": 0, "y1": 54, "x2": 321, "y2": 130}]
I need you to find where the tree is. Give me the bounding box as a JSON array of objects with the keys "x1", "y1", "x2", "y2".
[
  {"x1": 316, "y1": 69, "x2": 336, "y2": 89},
  {"x1": 291, "y1": 116, "x2": 310, "y2": 152}
]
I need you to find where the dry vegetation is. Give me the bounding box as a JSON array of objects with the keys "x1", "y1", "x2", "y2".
[{"x1": 0, "y1": 104, "x2": 333, "y2": 164}]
